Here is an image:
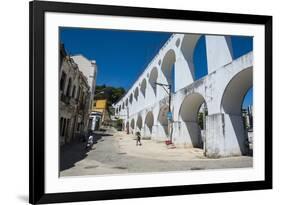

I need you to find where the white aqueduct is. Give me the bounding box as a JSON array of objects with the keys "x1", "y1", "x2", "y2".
[{"x1": 113, "y1": 34, "x2": 253, "y2": 158}]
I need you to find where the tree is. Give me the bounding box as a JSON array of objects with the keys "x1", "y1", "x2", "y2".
[{"x1": 94, "y1": 85, "x2": 126, "y2": 106}]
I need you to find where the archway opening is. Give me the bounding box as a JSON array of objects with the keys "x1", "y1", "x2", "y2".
[
  {"x1": 193, "y1": 35, "x2": 208, "y2": 80},
  {"x1": 145, "y1": 111, "x2": 154, "y2": 134},
  {"x1": 140, "y1": 78, "x2": 147, "y2": 97},
  {"x1": 161, "y1": 49, "x2": 176, "y2": 93},
  {"x1": 158, "y1": 105, "x2": 169, "y2": 137},
  {"x1": 126, "y1": 121, "x2": 129, "y2": 134},
  {"x1": 179, "y1": 93, "x2": 207, "y2": 148},
  {"x1": 130, "y1": 118, "x2": 135, "y2": 132},
  {"x1": 136, "y1": 115, "x2": 143, "y2": 131},
  {"x1": 134, "y1": 87, "x2": 139, "y2": 101},
  {"x1": 181, "y1": 34, "x2": 202, "y2": 81},
  {"x1": 221, "y1": 67, "x2": 253, "y2": 155},
  {"x1": 149, "y1": 67, "x2": 158, "y2": 96},
  {"x1": 231, "y1": 36, "x2": 253, "y2": 59},
  {"x1": 129, "y1": 93, "x2": 133, "y2": 104},
  {"x1": 125, "y1": 98, "x2": 128, "y2": 107}
]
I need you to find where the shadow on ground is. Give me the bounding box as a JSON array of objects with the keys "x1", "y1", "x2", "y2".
[{"x1": 59, "y1": 130, "x2": 113, "y2": 172}]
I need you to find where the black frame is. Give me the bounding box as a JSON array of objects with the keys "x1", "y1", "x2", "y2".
[{"x1": 29, "y1": 0, "x2": 272, "y2": 204}]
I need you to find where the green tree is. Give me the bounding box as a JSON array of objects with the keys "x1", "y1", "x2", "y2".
[{"x1": 94, "y1": 85, "x2": 126, "y2": 106}]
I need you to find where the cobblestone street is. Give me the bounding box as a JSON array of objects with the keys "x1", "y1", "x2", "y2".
[{"x1": 60, "y1": 127, "x2": 253, "y2": 177}]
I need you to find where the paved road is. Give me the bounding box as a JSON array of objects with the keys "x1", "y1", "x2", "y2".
[{"x1": 60, "y1": 128, "x2": 253, "y2": 177}]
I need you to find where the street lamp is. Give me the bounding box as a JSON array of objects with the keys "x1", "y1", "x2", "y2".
[{"x1": 154, "y1": 82, "x2": 173, "y2": 143}]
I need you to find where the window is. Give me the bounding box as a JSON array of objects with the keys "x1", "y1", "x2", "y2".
[
  {"x1": 72, "y1": 86, "x2": 76, "y2": 98},
  {"x1": 66, "y1": 78, "x2": 72, "y2": 97},
  {"x1": 60, "y1": 117, "x2": 64, "y2": 136},
  {"x1": 60, "y1": 71, "x2": 66, "y2": 91},
  {"x1": 77, "y1": 86, "x2": 80, "y2": 100}
]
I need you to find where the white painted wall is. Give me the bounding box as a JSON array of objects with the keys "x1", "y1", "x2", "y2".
[
  {"x1": 205, "y1": 35, "x2": 233, "y2": 73},
  {"x1": 115, "y1": 50, "x2": 253, "y2": 156},
  {"x1": 72, "y1": 55, "x2": 97, "y2": 97}
]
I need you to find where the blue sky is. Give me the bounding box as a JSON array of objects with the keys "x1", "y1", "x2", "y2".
[{"x1": 60, "y1": 27, "x2": 252, "y2": 108}]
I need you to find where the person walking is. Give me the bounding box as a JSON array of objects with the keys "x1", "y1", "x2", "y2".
[
  {"x1": 86, "y1": 132, "x2": 94, "y2": 149},
  {"x1": 136, "y1": 131, "x2": 142, "y2": 146}
]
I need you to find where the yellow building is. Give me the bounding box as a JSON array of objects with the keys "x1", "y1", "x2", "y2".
[{"x1": 92, "y1": 99, "x2": 109, "y2": 122}]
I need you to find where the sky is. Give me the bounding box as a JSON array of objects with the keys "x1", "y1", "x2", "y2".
[{"x1": 60, "y1": 27, "x2": 253, "y2": 108}]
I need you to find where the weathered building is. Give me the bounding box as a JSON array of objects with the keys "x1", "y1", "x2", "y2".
[
  {"x1": 113, "y1": 34, "x2": 253, "y2": 158},
  {"x1": 59, "y1": 47, "x2": 95, "y2": 145}
]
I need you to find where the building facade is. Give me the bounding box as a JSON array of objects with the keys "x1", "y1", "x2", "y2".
[
  {"x1": 92, "y1": 99, "x2": 110, "y2": 123},
  {"x1": 59, "y1": 46, "x2": 97, "y2": 145}
]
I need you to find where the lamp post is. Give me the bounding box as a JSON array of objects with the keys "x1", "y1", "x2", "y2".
[{"x1": 154, "y1": 82, "x2": 173, "y2": 143}]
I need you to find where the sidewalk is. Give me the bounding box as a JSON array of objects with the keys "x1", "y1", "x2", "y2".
[{"x1": 115, "y1": 131, "x2": 251, "y2": 162}]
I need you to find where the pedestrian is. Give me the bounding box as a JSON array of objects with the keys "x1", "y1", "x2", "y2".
[
  {"x1": 86, "y1": 132, "x2": 94, "y2": 149},
  {"x1": 136, "y1": 131, "x2": 142, "y2": 146}
]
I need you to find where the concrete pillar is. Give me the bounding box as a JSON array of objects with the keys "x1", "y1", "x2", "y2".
[
  {"x1": 205, "y1": 113, "x2": 247, "y2": 158},
  {"x1": 205, "y1": 35, "x2": 233, "y2": 74},
  {"x1": 174, "y1": 56, "x2": 194, "y2": 91}
]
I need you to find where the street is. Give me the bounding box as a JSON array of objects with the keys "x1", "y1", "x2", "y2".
[{"x1": 60, "y1": 127, "x2": 253, "y2": 177}]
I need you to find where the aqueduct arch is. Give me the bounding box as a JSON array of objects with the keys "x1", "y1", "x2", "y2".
[
  {"x1": 130, "y1": 118, "x2": 135, "y2": 130},
  {"x1": 161, "y1": 49, "x2": 176, "y2": 89},
  {"x1": 126, "y1": 121, "x2": 129, "y2": 133},
  {"x1": 149, "y1": 67, "x2": 158, "y2": 95},
  {"x1": 129, "y1": 93, "x2": 133, "y2": 104},
  {"x1": 134, "y1": 87, "x2": 139, "y2": 101},
  {"x1": 113, "y1": 34, "x2": 253, "y2": 158},
  {"x1": 219, "y1": 67, "x2": 253, "y2": 155},
  {"x1": 158, "y1": 105, "x2": 169, "y2": 137},
  {"x1": 179, "y1": 93, "x2": 207, "y2": 148},
  {"x1": 140, "y1": 78, "x2": 147, "y2": 97},
  {"x1": 145, "y1": 111, "x2": 154, "y2": 134},
  {"x1": 181, "y1": 34, "x2": 201, "y2": 80},
  {"x1": 125, "y1": 98, "x2": 128, "y2": 107},
  {"x1": 136, "y1": 115, "x2": 143, "y2": 131},
  {"x1": 221, "y1": 67, "x2": 253, "y2": 115}
]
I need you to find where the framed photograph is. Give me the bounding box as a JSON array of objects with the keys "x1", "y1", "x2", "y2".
[{"x1": 29, "y1": 0, "x2": 272, "y2": 204}]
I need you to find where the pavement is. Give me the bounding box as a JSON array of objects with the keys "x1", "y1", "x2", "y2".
[{"x1": 60, "y1": 127, "x2": 253, "y2": 177}]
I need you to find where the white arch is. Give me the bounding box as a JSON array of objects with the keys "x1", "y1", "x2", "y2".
[
  {"x1": 134, "y1": 87, "x2": 139, "y2": 101},
  {"x1": 125, "y1": 98, "x2": 128, "y2": 107},
  {"x1": 221, "y1": 67, "x2": 253, "y2": 115},
  {"x1": 158, "y1": 105, "x2": 169, "y2": 137},
  {"x1": 125, "y1": 121, "x2": 129, "y2": 133},
  {"x1": 129, "y1": 93, "x2": 133, "y2": 104},
  {"x1": 145, "y1": 111, "x2": 154, "y2": 134},
  {"x1": 161, "y1": 49, "x2": 176, "y2": 85},
  {"x1": 136, "y1": 115, "x2": 143, "y2": 131},
  {"x1": 181, "y1": 34, "x2": 201, "y2": 79},
  {"x1": 140, "y1": 78, "x2": 147, "y2": 97},
  {"x1": 130, "y1": 118, "x2": 135, "y2": 129},
  {"x1": 219, "y1": 67, "x2": 253, "y2": 155},
  {"x1": 179, "y1": 93, "x2": 206, "y2": 148},
  {"x1": 149, "y1": 67, "x2": 158, "y2": 95}
]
